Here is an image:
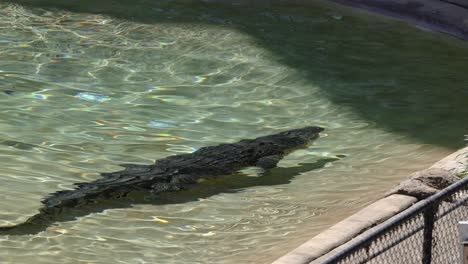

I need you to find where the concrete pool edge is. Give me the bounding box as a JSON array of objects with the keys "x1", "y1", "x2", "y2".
[
  {"x1": 272, "y1": 146, "x2": 468, "y2": 264},
  {"x1": 198, "y1": 0, "x2": 468, "y2": 41},
  {"x1": 327, "y1": 0, "x2": 468, "y2": 41}
]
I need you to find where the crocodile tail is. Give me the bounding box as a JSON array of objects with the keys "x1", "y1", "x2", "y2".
[
  {"x1": 0, "y1": 186, "x2": 106, "y2": 236},
  {"x1": 0, "y1": 179, "x2": 149, "y2": 235},
  {"x1": 42, "y1": 185, "x2": 100, "y2": 208},
  {"x1": 0, "y1": 222, "x2": 46, "y2": 235},
  {"x1": 0, "y1": 210, "x2": 54, "y2": 235}
]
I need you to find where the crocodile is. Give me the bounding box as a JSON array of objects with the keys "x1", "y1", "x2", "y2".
[{"x1": 0, "y1": 126, "x2": 324, "y2": 235}]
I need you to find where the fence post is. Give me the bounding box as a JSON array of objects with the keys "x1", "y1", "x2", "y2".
[
  {"x1": 459, "y1": 222, "x2": 468, "y2": 264},
  {"x1": 422, "y1": 205, "x2": 438, "y2": 264}
]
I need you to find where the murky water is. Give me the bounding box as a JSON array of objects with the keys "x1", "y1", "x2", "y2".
[{"x1": 0, "y1": 1, "x2": 467, "y2": 263}]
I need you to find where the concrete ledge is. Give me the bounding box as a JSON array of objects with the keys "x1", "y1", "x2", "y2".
[
  {"x1": 430, "y1": 146, "x2": 468, "y2": 174},
  {"x1": 272, "y1": 194, "x2": 417, "y2": 264},
  {"x1": 199, "y1": 0, "x2": 468, "y2": 41},
  {"x1": 309, "y1": 195, "x2": 420, "y2": 264},
  {"x1": 387, "y1": 147, "x2": 468, "y2": 199},
  {"x1": 273, "y1": 147, "x2": 467, "y2": 264},
  {"x1": 329, "y1": 0, "x2": 468, "y2": 41}
]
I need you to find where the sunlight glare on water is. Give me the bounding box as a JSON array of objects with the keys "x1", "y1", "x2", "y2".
[{"x1": 0, "y1": 1, "x2": 467, "y2": 263}]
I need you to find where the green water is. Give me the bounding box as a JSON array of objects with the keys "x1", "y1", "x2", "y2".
[{"x1": 0, "y1": 1, "x2": 467, "y2": 263}]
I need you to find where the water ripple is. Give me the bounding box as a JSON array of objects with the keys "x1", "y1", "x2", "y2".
[{"x1": 0, "y1": 1, "x2": 465, "y2": 264}]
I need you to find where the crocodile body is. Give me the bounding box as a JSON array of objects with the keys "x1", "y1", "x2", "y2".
[{"x1": 0, "y1": 126, "x2": 323, "y2": 234}]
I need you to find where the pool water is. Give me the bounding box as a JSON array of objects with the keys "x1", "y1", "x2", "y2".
[{"x1": 0, "y1": 1, "x2": 467, "y2": 263}]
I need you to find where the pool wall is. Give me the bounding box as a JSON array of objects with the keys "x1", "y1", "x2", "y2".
[
  {"x1": 199, "y1": 0, "x2": 468, "y2": 41},
  {"x1": 328, "y1": 0, "x2": 468, "y2": 41}
]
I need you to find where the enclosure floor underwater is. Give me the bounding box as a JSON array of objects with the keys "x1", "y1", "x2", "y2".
[{"x1": 0, "y1": 0, "x2": 467, "y2": 263}]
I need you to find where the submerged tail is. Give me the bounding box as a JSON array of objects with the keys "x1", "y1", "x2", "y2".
[
  {"x1": 0, "y1": 179, "x2": 141, "y2": 235},
  {"x1": 0, "y1": 206, "x2": 61, "y2": 235}
]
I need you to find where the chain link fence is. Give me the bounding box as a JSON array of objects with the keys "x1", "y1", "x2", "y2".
[{"x1": 321, "y1": 176, "x2": 468, "y2": 264}]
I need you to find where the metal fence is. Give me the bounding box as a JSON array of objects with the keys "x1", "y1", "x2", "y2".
[{"x1": 321, "y1": 175, "x2": 468, "y2": 264}]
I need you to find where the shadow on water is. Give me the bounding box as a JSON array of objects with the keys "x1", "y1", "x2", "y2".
[
  {"x1": 0, "y1": 158, "x2": 337, "y2": 235},
  {"x1": 3, "y1": 0, "x2": 468, "y2": 148}
]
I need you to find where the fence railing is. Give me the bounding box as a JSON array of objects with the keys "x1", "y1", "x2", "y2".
[{"x1": 321, "y1": 175, "x2": 468, "y2": 264}]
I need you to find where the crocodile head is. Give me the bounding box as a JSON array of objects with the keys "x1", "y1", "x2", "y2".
[
  {"x1": 252, "y1": 126, "x2": 324, "y2": 157},
  {"x1": 275, "y1": 126, "x2": 323, "y2": 150},
  {"x1": 276, "y1": 126, "x2": 324, "y2": 143}
]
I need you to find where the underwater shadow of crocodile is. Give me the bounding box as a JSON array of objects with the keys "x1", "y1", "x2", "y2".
[
  {"x1": 3, "y1": 0, "x2": 468, "y2": 148},
  {"x1": 0, "y1": 127, "x2": 338, "y2": 235}
]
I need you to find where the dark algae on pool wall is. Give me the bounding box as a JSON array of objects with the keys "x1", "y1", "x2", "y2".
[{"x1": 0, "y1": 127, "x2": 329, "y2": 235}]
